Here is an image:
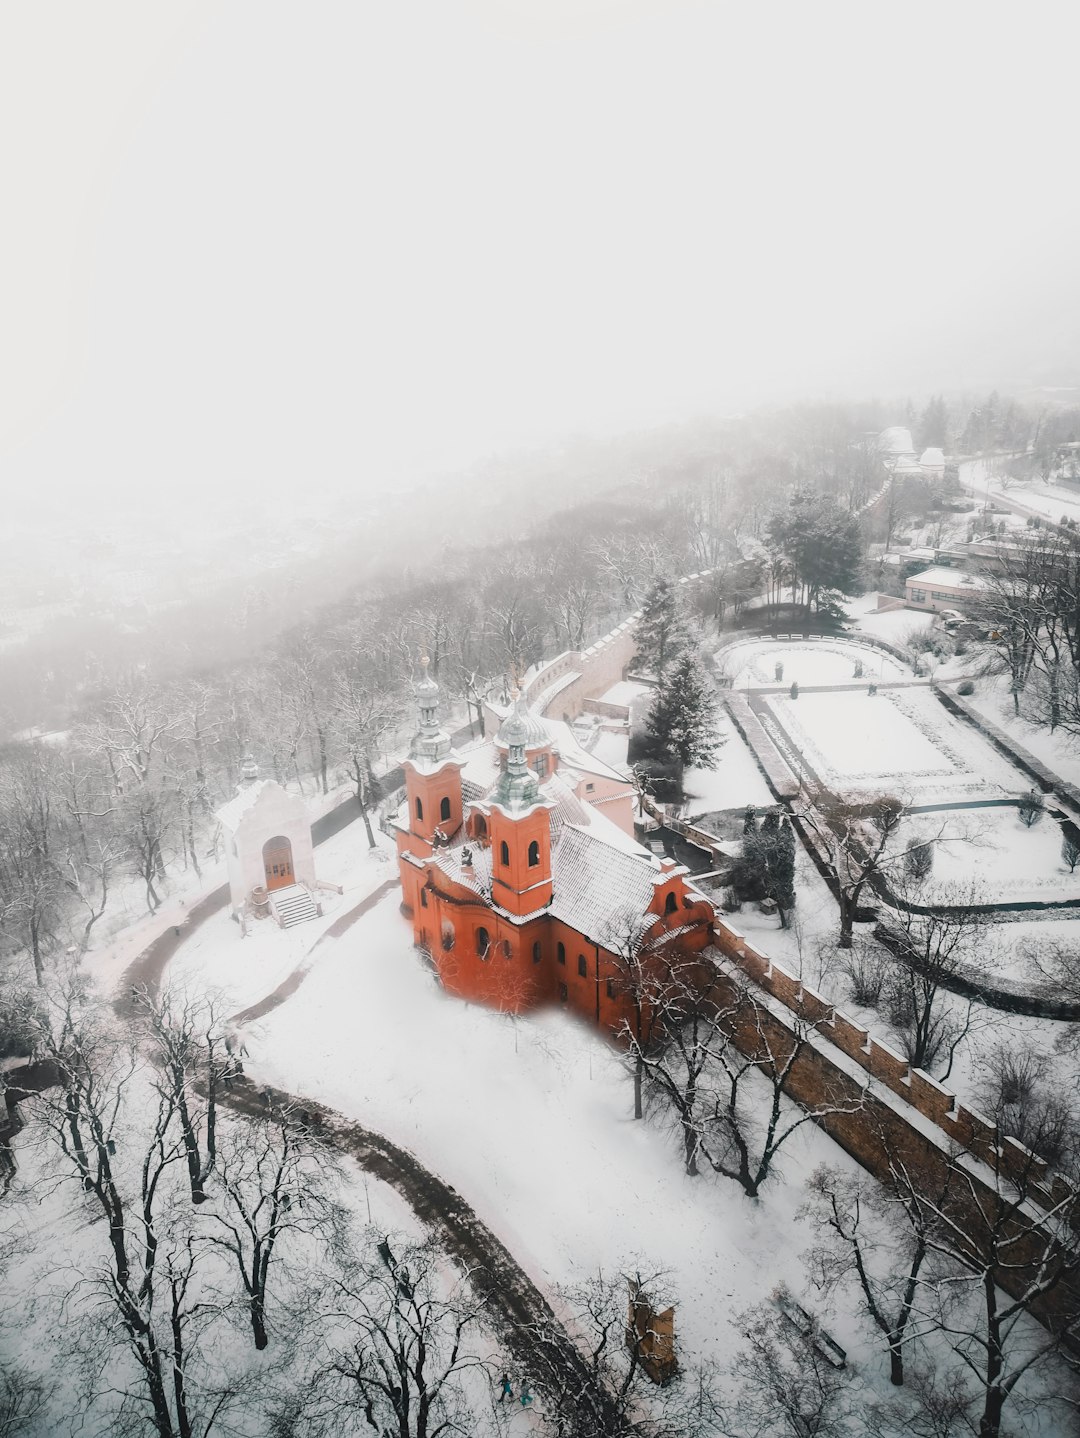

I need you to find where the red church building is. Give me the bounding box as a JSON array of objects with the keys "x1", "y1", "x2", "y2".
[{"x1": 393, "y1": 660, "x2": 715, "y2": 1032}]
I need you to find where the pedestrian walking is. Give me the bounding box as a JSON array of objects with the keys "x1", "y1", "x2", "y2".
[
  {"x1": 499, "y1": 1374, "x2": 514, "y2": 1402},
  {"x1": 520, "y1": 1383, "x2": 533, "y2": 1407}
]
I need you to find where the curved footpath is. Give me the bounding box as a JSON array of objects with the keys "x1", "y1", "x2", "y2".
[{"x1": 214, "y1": 1074, "x2": 618, "y2": 1434}]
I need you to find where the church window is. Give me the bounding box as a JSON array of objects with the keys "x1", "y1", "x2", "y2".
[
  {"x1": 534, "y1": 753, "x2": 548, "y2": 779},
  {"x1": 500, "y1": 840, "x2": 510, "y2": 865},
  {"x1": 415, "y1": 797, "x2": 424, "y2": 821},
  {"x1": 440, "y1": 796, "x2": 451, "y2": 822},
  {"x1": 577, "y1": 954, "x2": 587, "y2": 977},
  {"x1": 476, "y1": 927, "x2": 490, "y2": 958},
  {"x1": 606, "y1": 978, "x2": 615, "y2": 999},
  {"x1": 558, "y1": 982, "x2": 568, "y2": 1003},
  {"x1": 532, "y1": 941, "x2": 542, "y2": 964},
  {"x1": 441, "y1": 920, "x2": 455, "y2": 952},
  {"x1": 557, "y1": 942, "x2": 566, "y2": 965},
  {"x1": 473, "y1": 814, "x2": 487, "y2": 838},
  {"x1": 665, "y1": 891, "x2": 678, "y2": 915},
  {"x1": 528, "y1": 840, "x2": 540, "y2": 868},
  {"x1": 500, "y1": 939, "x2": 513, "y2": 959},
  {"x1": 419, "y1": 889, "x2": 428, "y2": 908}
]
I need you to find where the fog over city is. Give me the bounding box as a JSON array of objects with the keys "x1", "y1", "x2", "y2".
[{"x1": 6, "y1": 8, "x2": 1080, "y2": 1438}]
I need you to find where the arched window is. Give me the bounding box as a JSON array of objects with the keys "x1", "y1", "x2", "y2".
[
  {"x1": 476, "y1": 927, "x2": 490, "y2": 958},
  {"x1": 419, "y1": 889, "x2": 428, "y2": 908},
  {"x1": 557, "y1": 942, "x2": 566, "y2": 965},
  {"x1": 527, "y1": 840, "x2": 540, "y2": 868},
  {"x1": 532, "y1": 941, "x2": 542, "y2": 964},
  {"x1": 441, "y1": 920, "x2": 455, "y2": 952},
  {"x1": 577, "y1": 954, "x2": 587, "y2": 977},
  {"x1": 474, "y1": 814, "x2": 487, "y2": 836},
  {"x1": 500, "y1": 840, "x2": 510, "y2": 866},
  {"x1": 499, "y1": 939, "x2": 513, "y2": 960},
  {"x1": 440, "y1": 795, "x2": 451, "y2": 822},
  {"x1": 415, "y1": 797, "x2": 424, "y2": 821},
  {"x1": 665, "y1": 891, "x2": 678, "y2": 915}
]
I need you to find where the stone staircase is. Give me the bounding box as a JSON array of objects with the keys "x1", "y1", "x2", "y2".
[{"x1": 268, "y1": 884, "x2": 319, "y2": 929}]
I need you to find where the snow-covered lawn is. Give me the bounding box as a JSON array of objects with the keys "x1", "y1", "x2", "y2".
[
  {"x1": 168, "y1": 829, "x2": 397, "y2": 1015},
  {"x1": 845, "y1": 593, "x2": 934, "y2": 648},
  {"x1": 719, "y1": 637, "x2": 907, "y2": 689},
  {"x1": 200, "y1": 888, "x2": 894, "y2": 1385},
  {"x1": 684, "y1": 712, "x2": 774, "y2": 813},
  {"x1": 763, "y1": 687, "x2": 1025, "y2": 801},
  {"x1": 895, "y1": 808, "x2": 1080, "y2": 906}
]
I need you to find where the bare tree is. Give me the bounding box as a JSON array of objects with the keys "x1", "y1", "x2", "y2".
[
  {"x1": 208, "y1": 1107, "x2": 344, "y2": 1351},
  {"x1": 314, "y1": 1233, "x2": 493, "y2": 1438},
  {"x1": 801, "y1": 1164, "x2": 937, "y2": 1386},
  {"x1": 727, "y1": 1288, "x2": 851, "y2": 1437}
]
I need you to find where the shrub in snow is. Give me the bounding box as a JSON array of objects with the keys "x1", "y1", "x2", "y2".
[
  {"x1": 905, "y1": 840, "x2": 934, "y2": 882},
  {"x1": 1017, "y1": 790, "x2": 1044, "y2": 828},
  {"x1": 1062, "y1": 830, "x2": 1080, "y2": 874},
  {"x1": 841, "y1": 944, "x2": 888, "y2": 1006},
  {"x1": 957, "y1": 679, "x2": 976, "y2": 696}
]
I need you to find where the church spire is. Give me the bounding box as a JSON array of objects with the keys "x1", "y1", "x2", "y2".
[
  {"x1": 493, "y1": 689, "x2": 540, "y2": 810},
  {"x1": 410, "y1": 656, "x2": 451, "y2": 763}
]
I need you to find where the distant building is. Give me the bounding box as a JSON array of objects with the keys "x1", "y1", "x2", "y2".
[
  {"x1": 904, "y1": 566, "x2": 989, "y2": 613},
  {"x1": 919, "y1": 447, "x2": 946, "y2": 477},
  {"x1": 216, "y1": 758, "x2": 319, "y2": 926},
  {"x1": 393, "y1": 662, "x2": 714, "y2": 1030}
]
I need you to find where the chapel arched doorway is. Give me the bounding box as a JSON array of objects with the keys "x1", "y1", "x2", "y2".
[{"x1": 262, "y1": 835, "x2": 295, "y2": 891}]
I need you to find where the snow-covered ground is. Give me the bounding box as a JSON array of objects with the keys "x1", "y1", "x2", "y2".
[
  {"x1": 845, "y1": 593, "x2": 934, "y2": 648},
  {"x1": 763, "y1": 686, "x2": 1026, "y2": 801},
  {"x1": 168, "y1": 828, "x2": 397, "y2": 1015},
  {"x1": 719, "y1": 636, "x2": 907, "y2": 689},
  {"x1": 895, "y1": 808, "x2": 1080, "y2": 906},
  {"x1": 185, "y1": 883, "x2": 896, "y2": 1388},
  {"x1": 683, "y1": 711, "x2": 774, "y2": 814},
  {"x1": 960, "y1": 673, "x2": 1080, "y2": 791},
  {"x1": 598, "y1": 678, "x2": 652, "y2": 708}
]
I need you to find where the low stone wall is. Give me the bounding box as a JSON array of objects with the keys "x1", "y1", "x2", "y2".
[
  {"x1": 722, "y1": 694, "x2": 800, "y2": 800},
  {"x1": 582, "y1": 697, "x2": 631, "y2": 721}
]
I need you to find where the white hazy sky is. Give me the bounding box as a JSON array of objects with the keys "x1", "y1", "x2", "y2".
[{"x1": 2, "y1": 0, "x2": 1078, "y2": 516}]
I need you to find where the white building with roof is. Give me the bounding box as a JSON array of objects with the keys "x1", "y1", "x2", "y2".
[
  {"x1": 904, "y1": 566, "x2": 989, "y2": 613},
  {"x1": 216, "y1": 758, "x2": 318, "y2": 925}
]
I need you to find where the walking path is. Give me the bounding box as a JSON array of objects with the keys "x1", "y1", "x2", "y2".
[
  {"x1": 229, "y1": 877, "x2": 400, "y2": 1027},
  {"x1": 215, "y1": 1073, "x2": 619, "y2": 1435}
]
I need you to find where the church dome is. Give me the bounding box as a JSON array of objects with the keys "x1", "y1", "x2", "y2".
[{"x1": 495, "y1": 691, "x2": 550, "y2": 750}]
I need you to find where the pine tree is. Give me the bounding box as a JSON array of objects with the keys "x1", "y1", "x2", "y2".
[
  {"x1": 634, "y1": 579, "x2": 692, "y2": 678},
  {"x1": 645, "y1": 653, "x2": 720, "y2": 769}
]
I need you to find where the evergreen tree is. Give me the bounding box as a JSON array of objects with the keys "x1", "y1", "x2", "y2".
[
  {"x1": 766, "y1": 491, "x2": 863, "y2": 616},
  {"x1": 732, "y1": 812, "x2": 797, "y2": 925},
  {"x1": 644, "y1": 652, "x2": 720, "y2": 769},
  {"x1": 917, "y1": 395, "x2": 949, "y2": 450},
  {"x1": 633, "y1": 578, "x2": 692, "y2": 677}
]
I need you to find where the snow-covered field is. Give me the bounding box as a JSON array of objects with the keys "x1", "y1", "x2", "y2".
[
  {"x1": 895, "y1": 808, "x2": 1080, "y2": 906},
  {"x1": 189, "y1": 880, "x2": 889, "y2": 1387},
  {"x1": 683, "y1": 711, "x2": 774, "y2": 814},
  {"x1": 845, "y1": 593, "x2": 934, "y2": 647},
  {"x1": 763, "y1": 687, "x2": 1026, "y2": 801},
  {"x1": 719, "y1": 636, "x2": 907, "y2": 689}
]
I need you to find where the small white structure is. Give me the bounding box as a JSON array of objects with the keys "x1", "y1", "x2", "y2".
[
  {"x1": 904, "y1": 566, "x2": 989, "y2": 613},
  {"x1": 216, "y1": 758, "x2": 317, "y2": 922},
  {"x1": 919, "y1": 447, "x2": 946, "y2": 477}
]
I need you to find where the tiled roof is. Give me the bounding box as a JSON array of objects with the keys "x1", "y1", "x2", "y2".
[{"x1": 549, "y1": 826, "x2": 663, "y2": 952}]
